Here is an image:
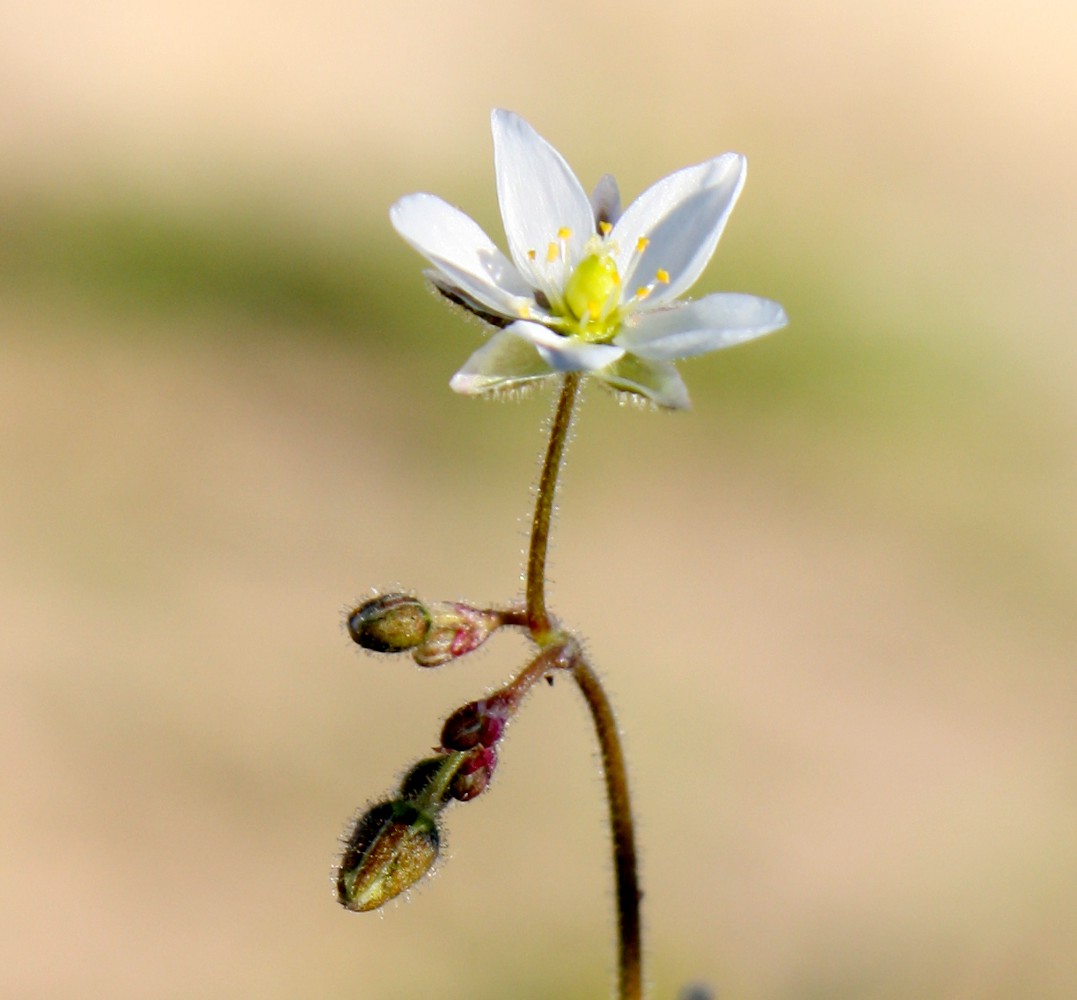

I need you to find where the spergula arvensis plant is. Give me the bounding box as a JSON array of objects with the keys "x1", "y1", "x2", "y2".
[{"x1": 333, "y1": 109, "x2": 786, "y2": 1000}]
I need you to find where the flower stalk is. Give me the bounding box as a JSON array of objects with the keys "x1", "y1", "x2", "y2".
[
  {"x1": 573, "y1": 654, "x2": 642, "y2": 1000},
  {"x1": 526, "y1": 372, "x2": 580, "y2": 641},
  {"x1": 524, "y1": 376, "x2": 643, "y2": 997}
]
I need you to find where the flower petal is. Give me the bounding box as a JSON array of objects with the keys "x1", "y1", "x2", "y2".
[
  {"x1": 492, "y1": 110, "x2": 594, "y2": 298},
  {"x1": 449, "y1": 322, "x2": 625, "y2": 396},
  {"x1": 390, "y1": 193, "x2": 533, "y2": 320},
  {"x1": 425, "y1": 271, "x2": 514, "y2": 329},
  {"x1": 616, "y1": 294, "x2": 788, "y2": 360},
  {"x1": 596, "y1": 354, "x2": 691, "y2": 410},
  {"x1": 449, "y1": 329, "x2": 554, "y2": 396},
  {"x1": 613, "y1": 153, "x2": 745, "y2": 308},
  {"x1": 508, "y1": 320, "x2": 625, "y2": 372}
]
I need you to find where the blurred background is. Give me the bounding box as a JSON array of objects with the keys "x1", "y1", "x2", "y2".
[{"x1": 2, "y1": 1, "x2": 1075, "y2": 997}]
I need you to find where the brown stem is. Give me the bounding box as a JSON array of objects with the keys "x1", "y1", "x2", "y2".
[
  {"x1": 572, "y1": 655, "x2": 643, "y2": 1000},
  {"x1": 525, "y1": 373, "x2": 580, "y2": 641},
  {"x1": 523, "y1": 372, "x2": 643, "y2": 998}
]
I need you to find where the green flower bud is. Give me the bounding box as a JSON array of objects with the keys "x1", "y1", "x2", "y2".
[
  {"x1": 347, "y1": 594, "x2": 431, "y2": 653},
  {"x1": 398, "y1": 756, "x2": 449, "y2": 802},
  {"x1": 337, "y1": 800, "x2": 440, "y2": 912}
]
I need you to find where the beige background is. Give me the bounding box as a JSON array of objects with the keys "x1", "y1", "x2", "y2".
[{"x1": 2, "y1": 2, "x2": 1075, "y2": 998}]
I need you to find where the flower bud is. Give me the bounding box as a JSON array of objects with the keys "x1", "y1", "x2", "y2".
[
  {"x1": 440, "y1": 694, "x2": 512, "y2": 751},
  {"x1": 347, "y1": 594, "x2": 430, "y2": 653},
  {"x1": 398, "y1": 756, "x2": 448, "y2": 802},
  {"x1": 412, "y1": 603, "x2": 502, "y2": 667},
  {"x1": 451, "y1": 745, "x2": 497, "y2": 802},
  {"x1": 337, "y1": 800, "x2": 440, "y2": 912}
]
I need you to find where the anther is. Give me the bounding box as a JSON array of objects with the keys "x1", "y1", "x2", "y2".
[{"x1": 655, "y1": 268, "x2": 670, "y2": 284}]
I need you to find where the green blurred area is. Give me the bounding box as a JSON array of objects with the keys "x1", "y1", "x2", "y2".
[
  {"x1": 2, "y1": 3, "x2": 1075, "y2": 998},
  {"x1": 6, "y1": 182, "x2": 1067, "y2": 617},
  {"x1": 0, "y1": 180, "x2": 1026, "y2": 430},
  {"x1": 0, "y1": 193, "x2": 401, "y2": 340}
]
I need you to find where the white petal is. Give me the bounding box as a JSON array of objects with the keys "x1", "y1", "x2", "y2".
[
  {"x1": 390, "y1": 193, "x2": 533, "y2": 320},
  {"x1": 596, "y1": 355, "x2": 691, "y2": 410},
  {"x1": 491, "y1": 110, "x2": 594, "y2": 297},
  {"x1": 449, "y1": 322, "x2": 625, "y2": 396},
  {"x1": 612, "y1": 153, "x2": 745, "y2": 308},
  {"x1": 449, "y1": 329, "x2": 554, "y2": 396},
  {"x1": 508, "y1": 320, "x2": 625, "y2": 372},
  {"x1": 616, "y1": 294, "x2": 788, "y2": 360},
  {"x1": 425, "y1": 271, "x2": 515, "y2": 327}
]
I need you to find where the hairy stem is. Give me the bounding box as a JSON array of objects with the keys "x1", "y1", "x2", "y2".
[
  {"x1": 572, "y1": 656, "x2": 643, "y2": 1000},
  {"x1": 524, "y1": 375, "x2": 642, "y2": 999},
  {"x1": 526, "y1": 373, "x2": 580, "y2": 641}
]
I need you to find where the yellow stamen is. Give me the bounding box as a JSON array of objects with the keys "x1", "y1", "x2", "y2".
[
  {"x1": 527, "y1": 249, "x2": 537, "y2": 261},
  {"x1": 598, "y1": 220, "x2": 613, "y2": 236},
  {"x1": 557, "y1": 227, "x2": 572, "y2": 241},
  {"x1": 546, "y1": 242, "x2": 559, "y2": 263},
  {"x1": 635, "y1": 286, "x2": 651, "y2": 300},
  {"x1": 635, "y1": 237, "x2": 650, "y2": 254},
  {"x1": 655, "y1": 268, "x2": 670, "y2": 284}
]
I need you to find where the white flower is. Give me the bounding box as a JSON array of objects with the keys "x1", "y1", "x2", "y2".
[{"x1": 390, "y1": 110, "x2": 787, "y2": 409}]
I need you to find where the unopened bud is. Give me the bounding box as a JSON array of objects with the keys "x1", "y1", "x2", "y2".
[
  {"x1": 440, "y1": 694, "x2": 512, "y2": 751},
  {"x1": 347, "y1": 594, "x2": 430, "y2": 653},
  {"x1": 337, "y1": 800, "x2": 440, "y2": 912},
  {"x1": 412, "y1": 603, "x2": 502, "y2": 667},
  {"x1": 398, "y1": 756, "x2": 448, "y2": 803},
  {"x1": 451, "y1": 745, "x2": 497, "y2": 802}
]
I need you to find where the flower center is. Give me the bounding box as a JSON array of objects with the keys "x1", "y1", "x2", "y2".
[{"x1": 562, "y1": 252, "x2": 621, "y2": 342}]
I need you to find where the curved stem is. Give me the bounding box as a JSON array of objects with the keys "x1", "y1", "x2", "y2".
[
  {"x1": 572, "y1": 656, "x2": 643, "y2": 1000},
  {"x1": 526, "y1": 373, "x2": 581, "y2": 640},
  {"x1": 524, "y1": 372, "x2": 643, "y2": 999}
]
